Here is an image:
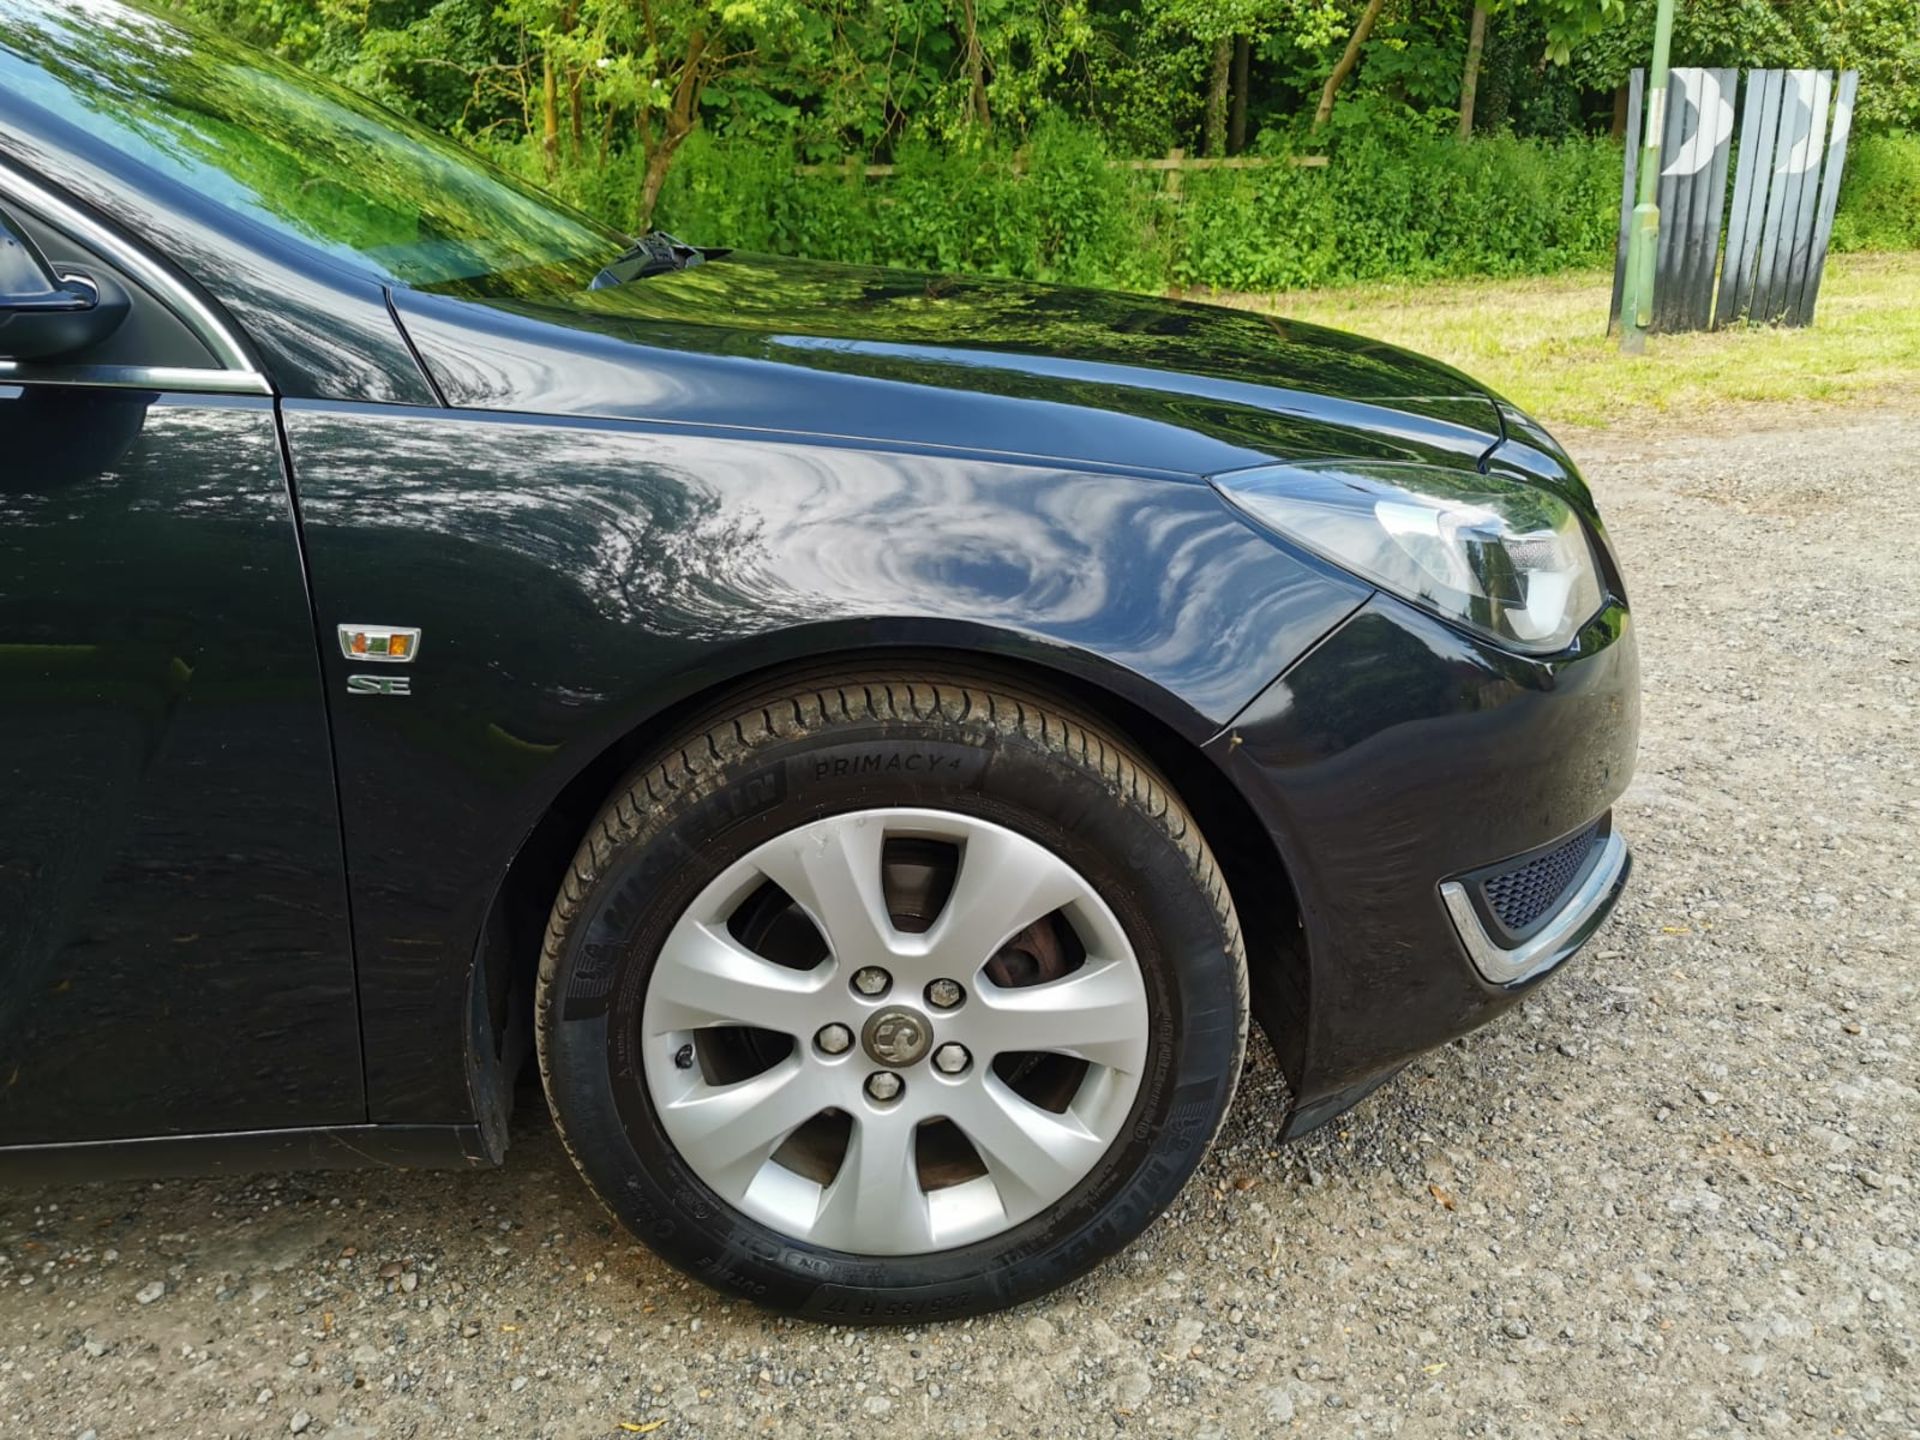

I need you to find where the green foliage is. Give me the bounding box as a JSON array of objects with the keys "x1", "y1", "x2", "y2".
[
  {"x1": 654, "y1": 123, "x2": 1917, "y2": 291},
  {"x1": 169, "y1": 0, "x2": 1920, "y2": 283},
  {"x1": 15, "y1": 2, "x2": 616, "y2": 282},
  {"x1": 1474, "y1": 12, "x2": 1592, "y2": 138},
  {"x1": 1574, "y1": 0, "x2": 1920, "y2": 134},
  {"x1": 1173, "y1": 131, "x2": 1623, "y2": 288},
  {"x1": 652, "y1": 122, "x2": 1164, "y2": 287},
  {"x1": 181, "y1": 0, "x2": 1920, "y2": 162},
  {"x1": 1520, "y1": 0, "x2": 1626, "y2": 69},
  {"x1": 649, "y1": 124, "x2": 1625, "y2": 291},
  {"x1": 1832, "y1": 133, "x2": 1920, "y2": 253}
]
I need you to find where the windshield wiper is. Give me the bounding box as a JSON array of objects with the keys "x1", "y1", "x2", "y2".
[{"x1": 590, "y1": 230, "x2": 729, "y2": 288}]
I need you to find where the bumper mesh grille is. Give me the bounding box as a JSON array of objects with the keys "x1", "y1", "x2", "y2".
[{"x1": 1480, "y1": 822, "x2": 1603, "y2": 938}]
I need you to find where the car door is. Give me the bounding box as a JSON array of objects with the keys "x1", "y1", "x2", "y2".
[{"x1": 0, "y1": 180, "x2": 362, "y2": 1146}]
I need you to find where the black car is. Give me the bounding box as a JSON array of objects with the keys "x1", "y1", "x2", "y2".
[{"x1": 0, "y1": 1, "x2": 1637, "y2": 1320}]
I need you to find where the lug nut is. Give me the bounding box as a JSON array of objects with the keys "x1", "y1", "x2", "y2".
[
  {"x1": 851, "y1": 966, "x2": 891, "y2": 997},
  {"x1": 865, "y1": 1071, "x2": 903, "y2": 1102},
  {"x1": 926, "y1": 979, "x2": 964, "y2": 1010},
  {"x1": 815, "y1": 1023, "x2": 853, "y2": 1055},
  {"x1": 932, "y1": 1043, "x2": 971, "y2": 1075}
]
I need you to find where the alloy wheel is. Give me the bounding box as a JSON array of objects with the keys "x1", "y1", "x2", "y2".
[{"x1": 639, "y1": 808, "x2": 1149, "y2": 1255}]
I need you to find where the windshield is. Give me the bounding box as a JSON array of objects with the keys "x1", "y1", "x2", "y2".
[{"x1": 0, "y1": 0, "x2": 628, "y2": 290}]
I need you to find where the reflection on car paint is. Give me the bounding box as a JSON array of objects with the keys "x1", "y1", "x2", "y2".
[
  {"x1": 283, "y1": 402, "x2": 1370, "y2": 1120},
  {"x1": 0, "y1": 391, "x2": 359, "y2": 1143}
]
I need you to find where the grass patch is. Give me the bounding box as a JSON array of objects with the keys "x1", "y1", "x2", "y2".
[{"x1": 1209, "y1": 252, "x2": 1920, "y2": 429}]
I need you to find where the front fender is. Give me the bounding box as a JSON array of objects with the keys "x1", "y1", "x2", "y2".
[{"x1": 282, "y1": 402, "x2": 1366, "y2": 1123}]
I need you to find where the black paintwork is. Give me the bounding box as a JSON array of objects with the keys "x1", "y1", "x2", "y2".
[
  {"x1": 0, "y1": 0, "x2": 1637, "y2": 1178},
  {"x1": 1207, "y1": 595, "x2": 1639, "y2": 1117},
  {"x1": 285, "y1": 402, "x2": 1368, "y2": 1123},
  {"x1": 391, "y1": 260, "x2": 1509, "y2": 476},
  {"x1": 0, "y1": 391, "x2": 361, "y2": 1143}
]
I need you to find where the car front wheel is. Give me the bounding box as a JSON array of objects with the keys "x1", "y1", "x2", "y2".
[{"x1": 535, "y1": 668, "x2": 1247, "y2": 1320}]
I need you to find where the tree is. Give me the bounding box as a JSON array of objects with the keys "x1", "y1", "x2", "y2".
[
  {"x1": 1458, "y1": 0, "x2": 1622, "y2": 142},
  {"x1": 959, "y1": 0, "x2": 991, "y2": 130},
  {"x1": 172, "y1": 0, "x2": 1912, "y2": 242},
  {"x1": 1228, "y1": 33, "x2": 1251, "y2": 150},
  {"x1": 1148, "y1": 0, "x2": 1337, "y2": 154},
  {"x1": 577, "y1": 0, "x2": 805, "y2": 224},
  {"x1": 1204, "y1": 36, "x2": 1232, "y2": 154},
  {"x1": 1312, "y1": 0, "x2": 1383, "y2": 128},
  {"x1": 1574, "y1": 0, "x2": 1918, "y2": 134},
  {"x1": 1458, "y1": 3, "x2": 1488, "y2": 140}
]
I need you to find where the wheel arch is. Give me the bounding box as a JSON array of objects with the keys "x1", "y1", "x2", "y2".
[{"x1": 464, "y1": 637, "x2": 1309, "y2": 1146}]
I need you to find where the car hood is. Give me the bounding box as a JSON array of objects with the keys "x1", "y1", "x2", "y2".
[{"x1": 392, "y1": 251, "x2": 1508, "y2": 477}]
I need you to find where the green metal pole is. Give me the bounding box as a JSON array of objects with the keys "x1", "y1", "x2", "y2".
[{"x1": 1621, "y1": 0, "x2": 1678, "y2": 353}]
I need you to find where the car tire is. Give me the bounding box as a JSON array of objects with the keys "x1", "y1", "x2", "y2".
[{"x1": 535, "y1": 667, "x2": 1247, "y2": 1321}]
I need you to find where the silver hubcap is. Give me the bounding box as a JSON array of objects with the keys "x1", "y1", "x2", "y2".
[{"x1": 640, "y1": 808, "x2": 1150, "y2": 1255}]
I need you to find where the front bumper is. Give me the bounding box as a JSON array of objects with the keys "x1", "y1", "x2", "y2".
[{"x1": 1204, "y1": 591, "x2": 1639, "y2": 1132}]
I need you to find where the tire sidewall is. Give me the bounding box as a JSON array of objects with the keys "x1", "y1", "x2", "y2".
[{"x1": 543, "y1": 708, "x2": 1242, "y2": 1322}]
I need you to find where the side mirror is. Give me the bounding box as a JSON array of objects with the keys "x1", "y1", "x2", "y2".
[{"x1": 0, "y1": 211, "x2": 129, "y2": 362}]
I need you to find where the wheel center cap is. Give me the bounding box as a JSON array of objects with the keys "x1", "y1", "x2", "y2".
[{"x1": 862, "y1": 1006, "x2": 932, "y2": 1067}]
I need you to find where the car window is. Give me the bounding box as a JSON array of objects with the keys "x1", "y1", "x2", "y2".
[
  {"x1": 0, "y1": 202, "x2": 218, "y2": 371},
  {"x1": 0, "y1": 0, "x2": 627, "y2": 294}
]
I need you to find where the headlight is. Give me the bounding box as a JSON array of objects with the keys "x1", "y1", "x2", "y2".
[{"x1": 1213, "y1": 462, "x2": 1605, "y2": 655}]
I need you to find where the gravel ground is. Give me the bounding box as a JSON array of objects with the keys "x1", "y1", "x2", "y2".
[{"x1": 3, "y1": 404, "x2": 1916, "y2": 1439}]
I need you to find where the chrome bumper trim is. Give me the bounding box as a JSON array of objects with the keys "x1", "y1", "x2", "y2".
[{"x1": 1441, "y1": 830, "x2": 1630, "y2": 987}]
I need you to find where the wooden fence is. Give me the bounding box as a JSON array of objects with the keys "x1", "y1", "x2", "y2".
[{"x1": 792, "y1": 147, "x2": 1328, "y2": 201}]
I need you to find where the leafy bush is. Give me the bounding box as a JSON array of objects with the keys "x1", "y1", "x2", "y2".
[
  {"x1": 1832, "y1": 133, "x2": 1920, "y2": 252},
  {"x1": 654, "y1": 124, "x2": 1627, "y2": 292},
  {"x1": 1170, "y1": 133, "x2": 1624, "y2": 290},
  {"x1": 655, "y1": 122, "x2": 1167, "y2": 287},
  {"x1": 651, "y1": 123, "x2": 1915, "y2": 292}
]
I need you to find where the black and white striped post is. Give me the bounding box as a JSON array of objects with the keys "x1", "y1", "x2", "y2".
[{"x1": 1610, "y1": 67, "x2": 1860, "y2": 335}]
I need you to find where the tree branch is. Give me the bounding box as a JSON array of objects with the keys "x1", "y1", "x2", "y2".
[{"x1": 1313, "y1": 0, "x2": 1385, "y2": 130}]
